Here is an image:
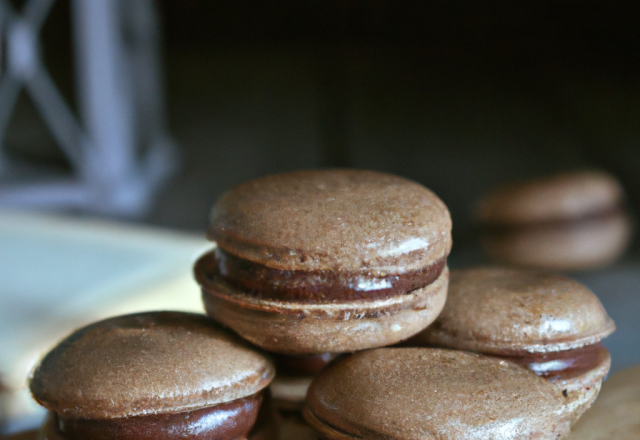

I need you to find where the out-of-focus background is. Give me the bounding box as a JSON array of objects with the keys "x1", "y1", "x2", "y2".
[
  {"x1": 1, "y1": 0, "x2": 639, "y2": 434},
  {"x1": 3, "y1": 1, "x2": 640, "y2": 240}
]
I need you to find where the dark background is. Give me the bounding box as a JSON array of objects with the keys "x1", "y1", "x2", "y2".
[
  {"x1": 6, "y1": 0, "x2": 640, "y2": 251},
  {"x1": 2, "y1": 0, "x2": 640, "y2": 385}
]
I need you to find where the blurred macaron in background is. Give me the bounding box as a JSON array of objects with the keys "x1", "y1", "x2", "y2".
[{"x1": 475, "y1": 170, "x2": 633, "y2": 270}]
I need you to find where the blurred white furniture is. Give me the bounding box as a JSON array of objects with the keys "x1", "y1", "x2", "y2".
[
  {"x1": 0, "y1": 0, "x2": 176, "y2": 217},
  {"x1": 0, "y1": 210, "x2": 209, "y2": 434}
]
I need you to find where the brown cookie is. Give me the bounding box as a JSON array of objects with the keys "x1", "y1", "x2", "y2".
[
  {"x1": 197, "y1": 170, "x2": 452, "y2": 354},
  {"x1": 303, "y1": 348, "x2": 574, "y2": 439},
  {"x1": 412, "y1": 267, "x2": 615, "y2": 421},
  {"x1": 29, "y1": 312, "x2": 275, "y2": 440},
  {"x1": 475, "y1": 171, "x2": 632, "y2": 270}
]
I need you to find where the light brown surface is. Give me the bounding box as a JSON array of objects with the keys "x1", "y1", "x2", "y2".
[
  {"x1": 589, "y1": 364, "x2": 640, "y2": 407},
  {"x1": 474, "y1": 170, "x2": 624, "y2": 225},
  {"x1": 481, "y1": 212, "x2": 632, "y2": 270},
  {"x1": 208, "y1": 170, "x2": 452, "y2": 273},
  {"x1": 270, "y1": 375, "x2": 314, "y2": 412},
  {"x1": 416, "y1": 267, "x2": 615, "y2": 354},
  {"x1": 567, "y1": 365, "x2": 640, "y2": 440},
  {"x1": 29, "y1": 312, "x2": 275, "y2": 419},
  {"x1": 202, "y1": 266, "x2": 449, "y2": 354},
  {"x1": 304, "y1": 348, "x2": 573, "y2": 440}
]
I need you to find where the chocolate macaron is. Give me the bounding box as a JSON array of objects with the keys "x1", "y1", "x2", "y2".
[
  {"x1": 412, "y1": 267, "x2": 615, "y2": 420},
  {"x1": 304, "y1": 348, "x2": 574, "y2": 439},
  {"x1": 29, "y1": 312, "x2": 275, "y2": 440},
  {"x1": 196, "y1": 170, "x2": 452, "y2": 354},
  {"x1": 475, "y1": 170, "x2": 632, "y2": 270}
]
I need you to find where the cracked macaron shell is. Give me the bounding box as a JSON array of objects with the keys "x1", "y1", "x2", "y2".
[
  {"x1": 29, "y1": 312, "x2": 275, "y2": 420},
  {"x1": 207, "y1": 170, "x2": 452, "y2": 274},
  {"x1": 417, "y1": 267, "x2": 615, "y2": 354}
]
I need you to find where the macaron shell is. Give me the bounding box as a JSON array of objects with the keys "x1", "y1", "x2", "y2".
[
  {"x1": 208, "y1": 170, "x2": 452, "y2": 273},
  {"x1": 417, "y1": 268, "x2": 615, "y2": 354},
  {"x1": 566, "y1": 365, "x2": 640, "y2": 440},
  {"x1": 475, "y1": 170, "x2": 624, "y2": 225},
  {"x1": 554, "y1": 348, "x2": 611, "y2": 424},
  {"x1": 304, "y1": 348, "x2": 573, "y2": 440},
  {"x1": 29, "y1": 312, "x2": 275, "y2": 419},
  {"x1": 481, "y1": 211, "x2": 632, "y2": 270},
  {"x1": 202, "y1": 266, "x2": 449, "y2": 354}
]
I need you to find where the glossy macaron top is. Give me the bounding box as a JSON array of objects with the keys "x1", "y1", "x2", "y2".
[
  {"x1": 475, "y1": 170, "x2": 624, "y2": 225},
  {"x1": 305, "y1": 348, "x2": 572, "y2": 439},
  {"x1": 208, "y1": 170, "x2": 452, "y2": 273},
  {"x1": 29, "y1": 312, "x2": 275, "y2": 420},
  {"x1": 420, "y1": 267, "x2": 615, "y2": 354}
]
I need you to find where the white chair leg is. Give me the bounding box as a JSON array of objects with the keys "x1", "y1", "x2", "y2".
[
  {"x1": 0, "y1": 0, "x2": 176, "y2": 217},
  {"x1": 72, "y1": 0, "x2": 136, "y2": 187}
]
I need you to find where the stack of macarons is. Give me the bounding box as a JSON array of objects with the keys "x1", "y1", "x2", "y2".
[
  {"x1": 25, "y1": 168, "x2": 620, "y2": 439},
  {"x1": 297, "y1": 276, "x2": 616, "y2": 440},
  {"x1": 194, "y1": 169, "x2": 453, "y2": 414},
  {"x1": 192, "y1": 169, "x2": 617, "y2": 439},
  {"x1": 26, "y1": 169, "x2": 455, "y2": 439},
  {"x1": 409, "y1": 267, "x2": 615, "y2": 422}
]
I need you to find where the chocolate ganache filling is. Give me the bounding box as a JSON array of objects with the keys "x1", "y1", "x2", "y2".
[
  {"x1": 271, "y1": 353, "x2": 337, "y2": 376},
  {"x1": 58, "y1": 392, "x2": 262, "y2": 440},
  {"x1": 496, "y1": 343, "x2": 609, "y2": 383},
  {"x1": 196, "y1": 248, "x2": 446, "y2": 303},
  {"x1": 480, "y1": 206, "x2": 625, "y2": 233}
]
